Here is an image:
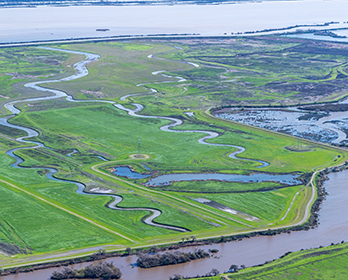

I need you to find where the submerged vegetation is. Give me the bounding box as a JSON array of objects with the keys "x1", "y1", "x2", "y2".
[{"x1": 0, "y1": 36, "x2": 348, "y2": 278}]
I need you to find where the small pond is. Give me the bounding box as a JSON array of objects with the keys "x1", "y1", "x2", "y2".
[
  {"x1": 113, "y1": 166, "x2": 151, "y2": 179},
  {"x1": 146, "y1": 172, "x2": 301, "y2": 186},
  {"x1": 113, "y1": 167, "x2": 301, "y2": 186}
]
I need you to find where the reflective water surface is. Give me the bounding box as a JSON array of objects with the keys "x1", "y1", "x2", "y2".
[
  {"x1": 2, "y1": 169, "x2": 348, "y2": 280},
  {"x1": 1, "y1": 1, "x2": 348, "y2": 43},
  {"x1": 145, "y1": 172, "x2": 301, "y2": 186},
  {"x1": 216, "y1": 108, "x2": 348, "y2": 144}
]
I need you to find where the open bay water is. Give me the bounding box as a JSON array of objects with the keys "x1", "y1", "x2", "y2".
[{"x1": 1, "y1": 0, "x2": 348, "y2": 43}]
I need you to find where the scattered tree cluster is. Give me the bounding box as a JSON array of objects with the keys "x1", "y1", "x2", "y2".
[
  {"x1": 50, "y1": 261, "x2": 122, "y2": 280},
  {"x1": 136, "y1": 249, "x2": 210, "y2": 268}
]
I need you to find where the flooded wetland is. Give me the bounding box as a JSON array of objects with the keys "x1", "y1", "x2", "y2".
[{"x1": 214, "y1": 106, "x2": 348, "y2": 144}]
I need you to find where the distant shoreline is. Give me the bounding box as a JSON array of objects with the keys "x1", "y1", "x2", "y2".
[
  {"x1": 0, "y1": 34, "x2": 209, "y2": 48},
  {"x1": 1, "y1": 1, "x2": 348, "y2": 46},
  {"x1": 0, "y1": 0, "x2": 247, "y2": 9},
  {"x1": 1, "y1": 28, "x2": 347, "y2": 49}
]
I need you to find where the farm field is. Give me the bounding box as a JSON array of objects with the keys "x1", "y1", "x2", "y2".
[{"x1": 0, "y1": 36, "x2": 348, "y2": 272}]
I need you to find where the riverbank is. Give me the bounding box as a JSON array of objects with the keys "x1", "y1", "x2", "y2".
[
  {"x1": 0, "y1": 158, "x2": 337, "y2": 277},
  {"x1": 223, "y1": 238, "x2": 348, "y2": 279},
  {"x1": 1, "y1": 165, "x2": 347, "y2": 280}
]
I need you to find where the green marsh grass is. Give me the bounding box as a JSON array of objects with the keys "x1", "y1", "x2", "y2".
[
  {"x1": 1, "y1": 39, "x2": 348, "y2": 260},
  {"x1": 0, "y1": 177, "x2": 122, "y2": 252},
  {"x1": 224, "y1": 242, "x2": 348, "y2": 279}
]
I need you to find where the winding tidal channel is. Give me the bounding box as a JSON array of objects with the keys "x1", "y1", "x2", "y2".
[
  {"x1": 0, "y1": 47, "x2": 190, "y2": 233},
  {"x1": 0, "y1": 47, "x2": 269, "y2": 236},
  {"x1": 1, "y1": 170, "x2": 348, "y2": 280},
  {"x1": 1, "y1": 47, "x2": 345, "y2": 280},
  {"x1": 0, "y1": 41, "x2": 345, "y2": 280}
]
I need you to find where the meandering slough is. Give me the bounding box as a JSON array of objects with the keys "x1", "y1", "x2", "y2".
[
  {"x1": 0, "y1": 47, "x2": 188, "y2": 233},
  {"x1": 121, "y1": 53, "x2": 269, "y2": 167},
  {"x1": 0, "y1": 46, "x2": 268, "y2": 233},
  {"x1": 114, "y1": 102, "x2": 269, "y2": 167}
]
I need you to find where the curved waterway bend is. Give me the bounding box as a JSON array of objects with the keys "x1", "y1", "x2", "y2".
[
  {"x1": 2, "y1": 169, "x2": 348, "y2": 280},
  {"x1": 114, "y1": 103, "x2": 269, "y2": 167},
  {"x1": 0, "y1": 47, "x2": 188, "y2": 233},
  {"x1": 2, "y1": 130, "x2": 187, "y2": 232},
  {"x1": 0, "y1": 47, "x2": 345, "y2": 280},
  {"x1": 132, "y1": 53, "x2": 268, "y2": 167},
  {"x1": 62, "y1": 48, "x2": 268, "y2": 167},
  {"x1": 1, "y1": 46, "x2": 268, "y2": 233},
  {"x1": 4, "y1": 47, "x2": 100, "y2": 115}
]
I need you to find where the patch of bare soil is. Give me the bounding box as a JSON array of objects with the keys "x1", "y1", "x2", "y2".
[
  {"x1": 129, "y1": 154, "x2": 151, "y2": 159},
  {"x1": 285, "y1": 146, "x2": 314, "y2": 152},
  {"x1": 81, "y1": 89, "x2": 104, "y2": 98},
  {"x1": 0, "y1": 242, "x2": 28, "y2": 256}
]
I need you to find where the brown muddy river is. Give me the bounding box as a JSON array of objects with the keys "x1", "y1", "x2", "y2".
[{"x1": 2, "y1": 169, "x2": 348, "y2": 280}]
